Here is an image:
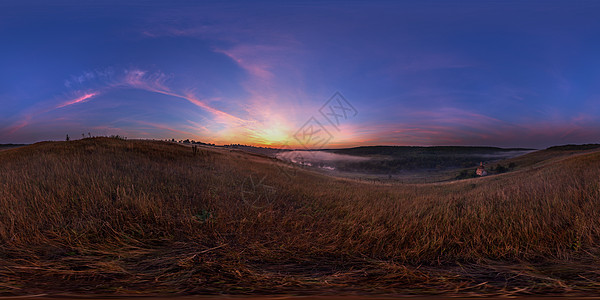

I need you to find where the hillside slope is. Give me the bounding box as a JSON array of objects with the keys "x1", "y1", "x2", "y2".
[{"x1": 1, "y1": 138, "x2": 599, "y2": 296}]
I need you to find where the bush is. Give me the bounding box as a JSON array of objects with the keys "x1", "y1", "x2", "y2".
[
  {"x1": 495, "y1": 164, "x2": 507, "y2": 173},
  {"x1": 456, "y1": 169, "x2": 477, "y2": 179}
]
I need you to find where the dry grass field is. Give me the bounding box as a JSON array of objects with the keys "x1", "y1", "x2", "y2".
[{"x1": 1, "y1": 137, "x2": 600, "y2": 297}]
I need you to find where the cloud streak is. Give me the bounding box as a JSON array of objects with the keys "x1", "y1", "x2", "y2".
[
  {"x1": 2, "y1": 65, "x2": 300, "y2": 146},
  {"x1": 56, "y1": 92, "x2": 98, "y2": 108}
]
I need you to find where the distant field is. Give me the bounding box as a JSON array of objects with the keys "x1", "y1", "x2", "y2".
[
  {"x1": 0, "y1": 144, "x2": 27, "y2": 151},
  {"x1": 1, "y1": 138, "x2": 600, "y2": 297},
  {"x1": 273, "y1": 146, "x2": 534, "y2": 183}
]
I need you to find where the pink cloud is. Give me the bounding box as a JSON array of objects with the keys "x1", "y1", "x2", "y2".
[
  {"x1": 2, "y1": 90, "x2": 99, "y2": 137},
  {"x1": 121, "y1": 69, "x2": 172, "y2": 92},
  {"x1": 56, "y1": 92, "x2": 98, "y2": 108},
  {"x1": 140, "y1": 22, "x2": 311, "y2": 145},
  {"x1": 6, "y1": 115, "x2": 32, "y2": 135},
  {"x1": 214, "y1": 46, "x2": 276, "y2": 80}
]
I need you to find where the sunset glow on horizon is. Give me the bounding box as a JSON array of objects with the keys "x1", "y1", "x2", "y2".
[{"x1": 2, "y1": 1, "x2": 600, "y2": 148}]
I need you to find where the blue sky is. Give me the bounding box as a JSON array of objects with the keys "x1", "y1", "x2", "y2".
[{"x1": 1, "y1": 0, "x2": 599, "y2": 148}]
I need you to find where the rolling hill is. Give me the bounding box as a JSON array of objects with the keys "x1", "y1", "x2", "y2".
[{"x1": 1, "y1": 137, "x2": 599, "y2": 297}]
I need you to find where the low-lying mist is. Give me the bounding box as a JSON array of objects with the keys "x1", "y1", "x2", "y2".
[
  {"x1": 276, "y1": 148, "x2": 532, "y2": 175},
  {"x1": 276, "y1": 150, "x2": 368, "y2": 171}
]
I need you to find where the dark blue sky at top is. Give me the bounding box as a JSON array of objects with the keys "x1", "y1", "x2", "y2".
[{"x1": 1, "y1": 0, "x2": 599, "y2": 148}]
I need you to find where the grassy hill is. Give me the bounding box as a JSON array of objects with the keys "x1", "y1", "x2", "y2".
[
  {"x1": 500, "y1": 144, "x2": 600, "y2": 170},
  {"x1": 1, "y1": 138, "x2": 600, "y2": 296}
]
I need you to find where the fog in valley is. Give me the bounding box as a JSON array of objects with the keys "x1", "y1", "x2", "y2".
[{"x1": 275, "y1": 149, "x2": 532, "y2": 176}]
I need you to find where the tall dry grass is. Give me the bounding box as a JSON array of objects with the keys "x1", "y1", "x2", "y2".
[{"x1": 1, "y1": 137, "x2": 599, "y2": 296}]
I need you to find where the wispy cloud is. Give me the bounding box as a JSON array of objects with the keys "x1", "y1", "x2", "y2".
[
  {"x1": 56, "y1": 92, "x2": 98, "y2": 108},
  {"x1": 138, "y1": 17, "x2": 314, "y2": 144},
  {"x1": 3, "y1": 89, "x2": 100, "y2": 137},
  {"x1": 214, "y1": 46, "x2": 279, "y2": 81},
  {"x1": 2, "y1": 65, "x2": 304, "y2": 146},
  {"x1": 119, "y1": 69, "x2": 172, "y2": 92},
  {"x1": 106, "y1": 68, "x2": 248, "y2": 128},
  {"x1": 6, "y1": 116, "x2": 31, "y2": 135}
]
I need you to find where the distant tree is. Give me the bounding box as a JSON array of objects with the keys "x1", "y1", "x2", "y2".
[
  {"x1": 456, "y1": 170, "x2": 477, "y2": 179},
  {"x1": 66, "y1": 134, "x2": 70, "y2": 141},
  {"x1": 495, "y1": 164, "x2": 507, "y2": 173}
]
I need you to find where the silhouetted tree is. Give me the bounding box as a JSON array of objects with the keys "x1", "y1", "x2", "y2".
[{"x1": 66, "y1": 134, "x2": 70, "y2": 141}]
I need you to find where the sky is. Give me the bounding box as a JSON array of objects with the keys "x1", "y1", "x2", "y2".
[{"x1": 1, "y1": 0, "x2": 599, "y2": 148}]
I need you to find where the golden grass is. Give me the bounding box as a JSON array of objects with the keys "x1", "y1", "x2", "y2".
[{"x1": 1, "y1": 137, "x2": 599, "y2": 296}]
